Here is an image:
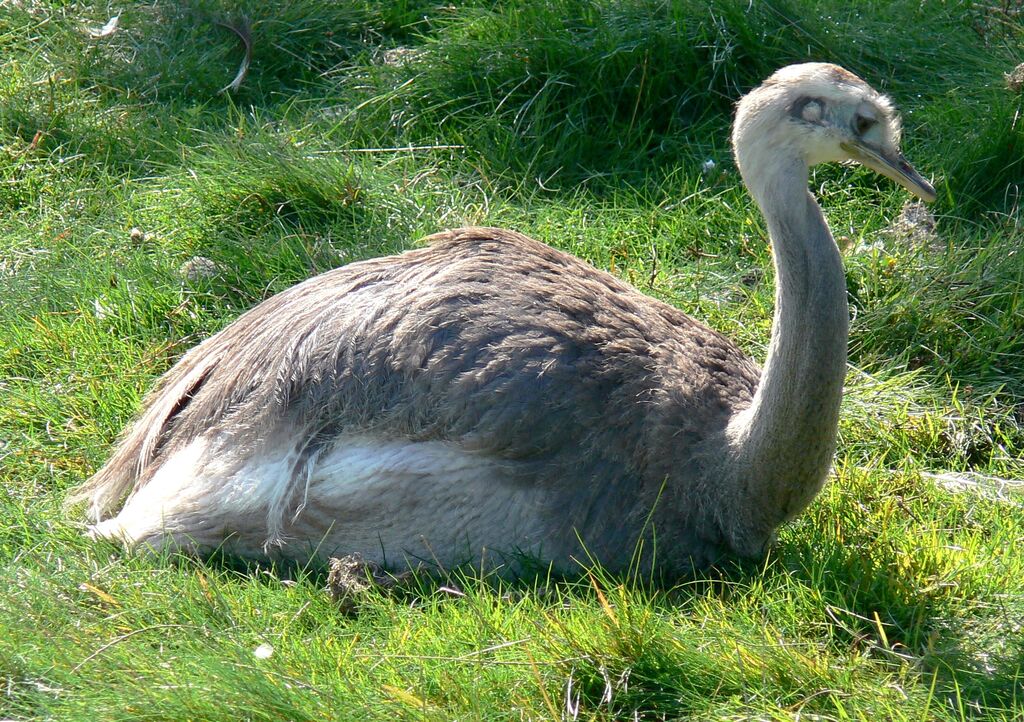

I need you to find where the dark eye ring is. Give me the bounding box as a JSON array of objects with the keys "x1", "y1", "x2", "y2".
[{"x1": 855, "y1": 114, "x2": 876, "y2": 135}]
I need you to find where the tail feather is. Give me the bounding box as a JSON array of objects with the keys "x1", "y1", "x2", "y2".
[{"x1": 65, "y1": 350, "x2": 221, "y2": 522}]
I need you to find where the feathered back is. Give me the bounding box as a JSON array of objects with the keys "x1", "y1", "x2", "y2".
[{"x1": 70, "y1": 228, "x2": 759, "y2": 549}]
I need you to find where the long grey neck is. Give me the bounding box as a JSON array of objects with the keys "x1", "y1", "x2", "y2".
[{"x1": 725, "y1": 156, "x2": 848, "y2": 551}]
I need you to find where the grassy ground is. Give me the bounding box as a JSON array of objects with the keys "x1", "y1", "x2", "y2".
[{"x1": 2, "y1": 0, "x2": 1023, "y2": 719}]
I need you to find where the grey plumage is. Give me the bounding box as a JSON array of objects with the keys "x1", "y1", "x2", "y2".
[
  {"x1": 70, "y1": 63, "x2": 935, "y2": 576},
  {"x1": 73, "y1": 228, "x2": 757, "y2": 572}
]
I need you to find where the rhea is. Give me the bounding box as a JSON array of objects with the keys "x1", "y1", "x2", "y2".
[{"x1": 70, "y1": 63, "x2": 935, "y2": 576}]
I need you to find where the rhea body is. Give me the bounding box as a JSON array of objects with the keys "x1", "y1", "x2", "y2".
[{"x1": 72, "y1": 63, "x2": 935, "y2": 575}]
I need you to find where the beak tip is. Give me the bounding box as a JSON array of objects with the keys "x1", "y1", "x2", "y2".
[
  {"x1": 844, "y1": 140, "x2": 937, "y2": 204},
  {"x1": 914, "y1": 181, "x2": 937, "y2": 203}
]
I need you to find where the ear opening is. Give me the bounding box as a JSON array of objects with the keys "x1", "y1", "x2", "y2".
[{"x1": 790, "y1": 96, "x2": 824, "y2": 123}]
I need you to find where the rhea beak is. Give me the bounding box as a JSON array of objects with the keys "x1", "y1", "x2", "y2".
[{"x1": 840, "y1": 140, "x2": 937, "y2": 202}]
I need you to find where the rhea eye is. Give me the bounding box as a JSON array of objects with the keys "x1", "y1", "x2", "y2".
[{"x1": 854, "y1": 114, "x2": 876, "y2": 136}]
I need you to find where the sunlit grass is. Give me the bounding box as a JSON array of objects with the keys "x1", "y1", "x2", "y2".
[{"x1": 1, "y1": 1, "x2": 1022, "y2": 719}]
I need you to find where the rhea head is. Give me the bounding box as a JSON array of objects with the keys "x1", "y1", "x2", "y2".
[{"x1": 733, "y1": 62, "x2": 936, "y2": 203}]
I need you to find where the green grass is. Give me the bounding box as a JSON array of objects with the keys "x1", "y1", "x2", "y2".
[{"x1": 2, "y1": 0, "x2": 1023, "y2": 719}]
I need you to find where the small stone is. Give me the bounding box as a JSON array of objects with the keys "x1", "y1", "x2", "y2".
[
  {"x1": 129, "y1": 227, "x2": 155, "y2": 246},
  {"x1": 886, "y1": 200, "x2": 937, "y2": 246},
  {"x1": 179, "y1": 256, "x2": 219, "y2": 282},
  {"x1": 325, "y1": 553, "x2": 416, "y2": 615},
  {"x1": 379, "y1": 47, "x2": 419, "y2": 67},
  {"x1": 1006, "y1": 63, "x2": 1024, "y2": 93},
  {"x1": 326, "y1": 554, "x2": 380, "y2": 614},
  {"x1": 93, "y1": 298, "x2": 113, "y2": 320}
]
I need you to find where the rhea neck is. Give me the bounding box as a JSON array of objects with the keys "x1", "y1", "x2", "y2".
[{"x1": 725, "y1": 124, "x2": 849, "y2": 551}]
